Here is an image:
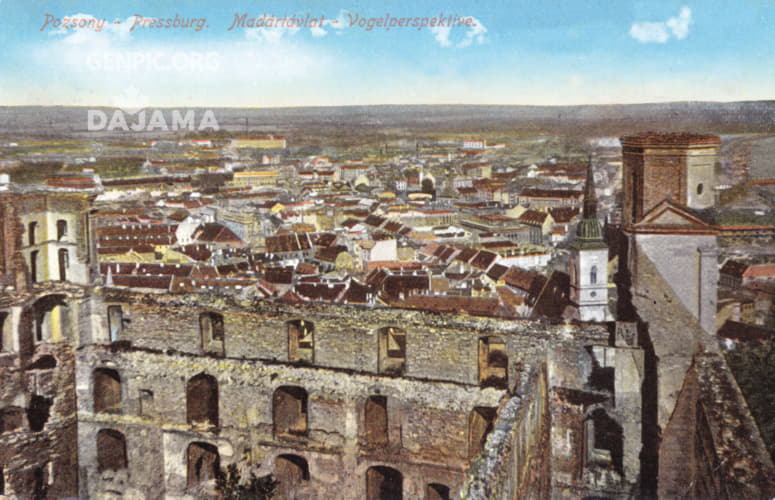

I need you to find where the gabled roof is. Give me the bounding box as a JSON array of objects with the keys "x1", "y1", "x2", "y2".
[
  {"x1": 519, "y1": 210, "x2": 550, "y2": 225},
  {"x1": 486, "y1": 263, "x2": 509, "y2": 281},
  {"x1": 194, "y1": 223, "x2": 243, "y2": 244},
  {"x1": 470, "y1": 250, "x2": 498, "y2": 271},
  {"x1": 265, "y1": 232, "x2": 312, "y2": 253},
  {"x1": 549, "y1": 207, "x2": 580, "y2": 224},
  {"x1": 629, "y1": 199, "x2": 717, "y2": 235}
]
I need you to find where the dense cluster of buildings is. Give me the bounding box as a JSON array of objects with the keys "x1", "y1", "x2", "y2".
[{"x1": 0, "y1": 133, "x2": 773, "y2": 499}]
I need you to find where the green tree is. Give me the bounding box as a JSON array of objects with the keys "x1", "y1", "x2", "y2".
[{"x1": 216, "y1": 463, "x2": 277, "y2": 500}]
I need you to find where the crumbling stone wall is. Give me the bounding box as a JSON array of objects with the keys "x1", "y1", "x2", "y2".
[
  {"x1": 0, "y1": 338, "x2": 78, "y2": 498},
  {"x1": 74, "y1": 290, "x2": 609, "y2": 499},
  {"x1": 459, "y1": 364, "x2": 553, "y2": 499}
]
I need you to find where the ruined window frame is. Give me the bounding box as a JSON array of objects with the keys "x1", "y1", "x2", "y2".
[
  {"x1": 186, "y1": 373, "x2": 219, "y2": 428},
  {"x1": 107, "y1": 305, "x2": 123, "y2": 343},
  {"x1": 377, "y1": 326, "x2": 407, "y2": 376},
  {"x1": 96, "y1": 428, "x2": 128, "y2": 473},
  {"x1": 365, "y1": 465, "x2": 403, "y2": 500},
  {"x1": 287, "y1": 319, "x2": 315, "y2": 364},
  {"x1": 199, "y1": 312, "x2": 225, "y2": 357},
  {"x1": 426, "y1": 482, "x2": 451, "y2": 500},
  {"x1": 93, "y1": 367, "x2": 122, "y2": 414},
  {"x1": 468, "y1": 406, "x2": 497, "y2": 459},
  {"x1": 186, "y1": 441, "x2": 220, "y2": 490},
  {"x1": 363, "y1": 395, "x2": 389, "y2": 448},
  {"x1": 478, "y1": 336, "x2": 508, "y2": 390},
  {"x1": 272, "y1": 386, "x2": 309, "y2": 438}
]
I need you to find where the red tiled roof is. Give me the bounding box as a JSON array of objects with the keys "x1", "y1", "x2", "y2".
[
  {"x1": 266, "y1": 233, "x2": 312, "y2": 254},
  {"x1": 194, "y1": 223, "x2": 242, "y2": 244}
]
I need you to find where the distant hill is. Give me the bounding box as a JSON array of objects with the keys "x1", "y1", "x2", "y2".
[{"x1": 0, "y1": 101, "x2": 773, "y2": 139}]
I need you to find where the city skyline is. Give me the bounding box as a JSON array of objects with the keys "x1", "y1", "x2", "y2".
[{"x1": 0, "y1": 0, "x2": 773, "y2": 107}]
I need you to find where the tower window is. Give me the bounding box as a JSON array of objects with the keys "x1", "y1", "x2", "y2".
[
  {"x1": 58, "y1": 249, "x2": 68, "y2": 282},
  {"x1": 56, "y1": 220, "x2": 67, "y2": 241},
  {"x1": 697, "y1": 183, "x2": 704, "y2": 195},
  {"x1": 30, "y1": 250, "x2": 39, "y2": 284},
  {"x1": 28, "y1": 222, "x2": 37, "y2": 246},
  {"x1": 590, "y1": 266, "x2": 598, "y2": 285}
]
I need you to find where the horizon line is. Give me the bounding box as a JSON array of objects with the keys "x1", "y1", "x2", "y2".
[{"x1": 1, "y1": 99, "x2": 773, "y2": 110}]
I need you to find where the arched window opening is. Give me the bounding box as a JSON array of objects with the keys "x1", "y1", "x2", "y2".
[
  {"x1": 187, "y1": 442, "x2": 220, "y2": 490},
  {"x1": 97, "y1": 429, "x2": 127, "y2": 472},
  {"x1": 275, "y1": 454, "x2": 309, "y2": 498},
  {"x1": 468, "y1": 407, "x2": 497, "y2": 458},
  {"x1": 287, "y1": 319, "x2": 314, "y2": 364},
  {"x1": 426, "y1": 483, "x2": 450, "y2": 500},
  {"x1": 56, "y1": 220, "x2": 67, "y2": 241},
  {"x1": 378, "y1": 327, "x2": 406, "y2": 376},
  {"x1": 478, "y1": 336, "x2": 508, "y2": 389},
  {"x1": 93, "y1": 368, "x2": 121, "y2": 414},
  {"x1": 186, "y1": 373, "x2": 218, "y2": 427},
  {"x1": 366, "y1": 466, "x2": 402, "y2": 500},
  {"x1": 364, "y1": 395, "x2": 388, "y2": 447},
  {"x1": 33, "y1": 295, "x2": 68, "y2": 343},
  {"x1": 590, "y1": 265, "x2": 598, "y2": 285},
  {"x1": 273, "y1": 386, "x2": 308, "y2": 437}
]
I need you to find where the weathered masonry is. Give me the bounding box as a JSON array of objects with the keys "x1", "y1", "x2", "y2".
[{"x1": 73, "y1": 290, "x2": 617, "y2": 499}]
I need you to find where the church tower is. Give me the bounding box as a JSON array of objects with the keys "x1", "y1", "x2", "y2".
[{"x1": 569, "y1": 158, "x2": 609, "y2": 322}]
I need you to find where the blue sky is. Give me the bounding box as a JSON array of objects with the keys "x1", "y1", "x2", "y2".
[{"x1": 0, "y1": 0, "x2": 772, "y2": 107}]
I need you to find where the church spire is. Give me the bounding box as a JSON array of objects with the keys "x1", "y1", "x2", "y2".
[
  {"x1": 582, "y1": 154, "x2": 597, "y2": 219},
  {"x1": 574, "y1": 154, "x2": 605, "y2": 244}
]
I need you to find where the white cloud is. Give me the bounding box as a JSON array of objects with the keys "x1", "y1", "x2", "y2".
[
  {"x1": 429, "y1": 25, "x2": 452, "y2": 47},
  {"x1": 309, "y1": 10, "x2": 350, "y2": 38},
  {"x1": 245, "y1": 24, "x2": 300, "y2": 44},
  {"x1": 629, "y1": 21, "x2": 670, "y2": 43},
  {"x1": 457, "y1": 17, "x2": 487, "y2": 48},
  {"x1": 430, "y1": 17, "x2": 487, "y2": 48},
  {"x1": 666, "y1": 7, "x2": 692, "y2": 40},
  {"x1": 630, "y1": 6, "x2": 692, "y2": 43}
]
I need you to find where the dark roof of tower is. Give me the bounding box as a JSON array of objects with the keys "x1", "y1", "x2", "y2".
[{"x1": 572, "y1": 157, "x2": 606, "y2": 250}]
